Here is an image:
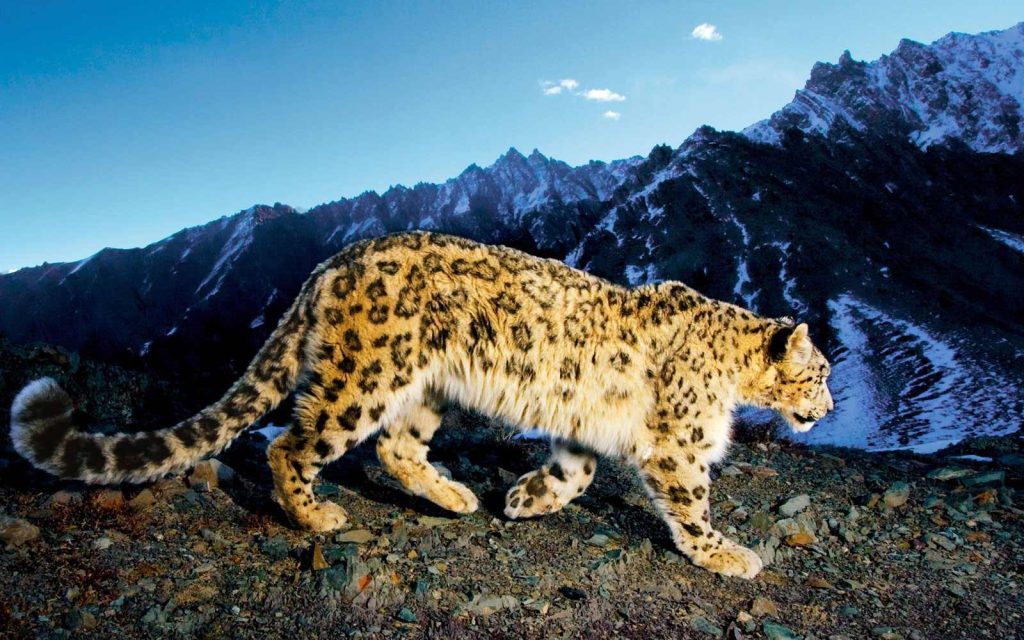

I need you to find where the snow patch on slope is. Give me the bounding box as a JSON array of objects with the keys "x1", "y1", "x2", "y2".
[
  {"x1": 195, "y1": 211, "x2": 256, "y2": 299},
  {"x1": 979, "y1": 225, "x2": 1024, "y2": 253},
  {"x1": 249, "y1": 289, "x2": 279, "y2": 330},
  {"x1": 624, "y1": 264, "x2": 657, "y2": 286},
  {"x1": 770, "y1": 242, "x2": 805, "y2": 315},
  {"x1": 733, "y1": 260, "x2": 755, "y2": 309},
  {"x1": 59, "y1": 252, "x2": 98, "y2": 285}
]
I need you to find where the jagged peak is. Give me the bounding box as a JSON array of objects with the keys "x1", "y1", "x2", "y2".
[
  {"x1": 458, "y1": 162, "x2": 484, "y2": 177},
  {"x1": 488, "y1": 146, "x2": 541, "y2": 178},
  {"x1": 497, "y1": 146, "x2": 527, "y2": 163},
  {"x1": 246, "y1": 203, "x2": 297, "y2": 226},
  {"x1": 681, "y1": 126, "x2": 719, "y2": 152},
  {"x1": 895, "y1": 37, "x2": 926, "y2": 53}
]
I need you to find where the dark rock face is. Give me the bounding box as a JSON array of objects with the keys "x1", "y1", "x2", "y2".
[{"x1": 1, "y1": 24, "x2": 1022, "y2": 451}]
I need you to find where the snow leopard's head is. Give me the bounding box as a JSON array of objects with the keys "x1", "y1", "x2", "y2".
[{"x1": 753, "y1": 321, "x2": 834, "y2": 432}]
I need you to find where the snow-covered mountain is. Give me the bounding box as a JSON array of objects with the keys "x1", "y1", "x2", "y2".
[
  {"x1": 431, "y1": 148, "x2": 639, "y2": 224},
  {"x1": 308, "y1": 147, "x2": 643, "y2": 254},
  {"x1": 1, "y1": 22, "x2": 1022, "y2": 453},
  {"x1": 744, "y1": 22, "x2": 1024, "y2": 153}
]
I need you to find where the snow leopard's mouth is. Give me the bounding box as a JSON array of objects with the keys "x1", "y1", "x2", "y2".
[{"x1": 786, "y1": 412, "x2": 817, "y2": 433}]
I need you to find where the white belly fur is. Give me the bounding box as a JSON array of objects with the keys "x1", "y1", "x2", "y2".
[{"x1": 432, "y1": 353, "x2": 652, "y2": 457}]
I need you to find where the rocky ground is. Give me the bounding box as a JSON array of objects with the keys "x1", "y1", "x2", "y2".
[
  {"x1": 1, "y1": 417, "x2": 1022, "y2": 639},
  {"x1": 0, "y1": 341, "x2": 1022, "y2": 639}
]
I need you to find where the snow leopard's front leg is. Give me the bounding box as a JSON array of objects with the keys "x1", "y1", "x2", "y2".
[
  {"x1": 504, "y1": 438, "x2": 596, "y2": 519},
  {"x1": 638, "y1": 440, "x2": 762, "y2": 579}
]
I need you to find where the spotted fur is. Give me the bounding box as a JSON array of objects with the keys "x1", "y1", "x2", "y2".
[{"x1": 9, "y1": 231, "x2": 833, "y2": 579}]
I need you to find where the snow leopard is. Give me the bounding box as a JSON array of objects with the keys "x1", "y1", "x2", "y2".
[{"x1": 9, "y1": 231, "x2": 833, "y2": 579}]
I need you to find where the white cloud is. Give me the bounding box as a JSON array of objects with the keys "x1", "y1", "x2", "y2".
[
  {"x1": 603, "y1": 110, "x2": 621, "y2": 120},
  {"x1": 583, "y1": 88, "x2": 626, "y2": 102},
  {"x1": 691, "y1": 23, "x2": 723, "y2": 42},
  {"x1": 541, "y1": 78, "x2": 579, "y2": 96}
]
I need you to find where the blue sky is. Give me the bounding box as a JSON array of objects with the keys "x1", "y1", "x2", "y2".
[{"x1": 1, "y1": 1, "x2": 1020, "y2": 272}]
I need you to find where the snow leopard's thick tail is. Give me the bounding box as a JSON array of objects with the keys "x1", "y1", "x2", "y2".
[{"x1": 9, "y1": 279, "x2": 320, "y2": 484}]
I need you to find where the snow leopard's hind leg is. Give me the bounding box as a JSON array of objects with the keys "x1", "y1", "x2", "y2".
[
  {"x1": 268, "y1": 428, "x2": 350, "y2": 532},
  {"x1": 376, "y1": 402, "x2": 479, "y2": 514},
  {"x1": 504, "y1": 438, "x2": 596, "y2": 519},
  {"x1": 268, "y1": 387, "x2": 388, "y2": 532}
]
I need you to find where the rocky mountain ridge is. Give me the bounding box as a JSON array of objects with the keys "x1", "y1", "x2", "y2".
[{"x1": 744, "y1": 22, "x2": 1024, "y2": 153}]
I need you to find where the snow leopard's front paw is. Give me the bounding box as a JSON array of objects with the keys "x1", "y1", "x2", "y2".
[
  {"x1": 292, "y1": 500, "x2": 349, "y2": 533},
  {"x1": 503, "y1": 470, "x2": 568, "y2": 519},
  {"x1": 431, "y1": 478, "x2": 480, "y2": 514},
  {"x1": 692, "y1": 540, "x2": 763, "y2": 580}
]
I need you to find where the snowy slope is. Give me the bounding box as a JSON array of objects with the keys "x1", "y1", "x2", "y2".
[{"x1": 789, "y1": 295, "x2": 1022, "y2": 453}]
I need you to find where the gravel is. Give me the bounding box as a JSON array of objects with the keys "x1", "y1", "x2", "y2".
[{"x1": 0, "y1": 422, "x2": 1021, "y2": 639}]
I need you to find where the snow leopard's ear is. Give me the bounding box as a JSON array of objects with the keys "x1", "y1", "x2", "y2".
[{"x1": 768, "y1": 322, "x2": 812, "y2": 366}]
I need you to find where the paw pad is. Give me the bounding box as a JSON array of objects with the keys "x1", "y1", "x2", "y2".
[{"x1": 504, "y1": 470, "x2": 567, "y2": 519}]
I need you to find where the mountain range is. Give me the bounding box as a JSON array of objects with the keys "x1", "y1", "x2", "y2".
[{"x1": 2, "y1": 22, "x2": 1023, "y2": 453}]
